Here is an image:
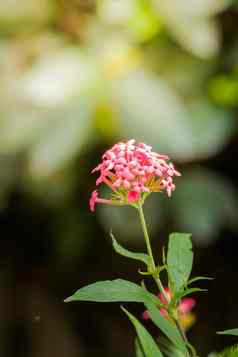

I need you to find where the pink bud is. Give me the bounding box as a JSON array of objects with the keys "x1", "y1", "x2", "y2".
[
  {"x1": 89, "y1": 190, "x2": 98, "y2": 212},
  {"x1": 128, "y1": 191, "x2": 140, "y2": 202}
]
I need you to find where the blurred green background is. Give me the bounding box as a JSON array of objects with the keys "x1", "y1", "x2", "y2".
[{"x1": 1, "y1": 0, "x2": 238, "y2": 356}]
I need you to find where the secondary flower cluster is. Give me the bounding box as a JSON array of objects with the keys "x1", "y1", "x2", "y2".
[
  {"x1": 143, "y1": 288, "x2": 196, "y2": 331},
  {"x1": 90, "y1": 139, "x2": 181, "y2": 211}
]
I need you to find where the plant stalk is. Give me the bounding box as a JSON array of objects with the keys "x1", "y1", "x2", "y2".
[
  {"x1": 137, "y1": 203, "x2": 197, "y2": 357},
  {"x1": 137, "y1": 203, "x2": 168, "y2": 302},
  {"x1": 175, "y1": 320, "x2": 197, "y2": 357}
]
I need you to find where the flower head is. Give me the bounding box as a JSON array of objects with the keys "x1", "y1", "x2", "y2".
[
  {"x1": 89, "y1": 139, "x2": 180, "y2": 211},
  {"x1": 142, "y1": 287, "x2": 196, "y2": 331}
]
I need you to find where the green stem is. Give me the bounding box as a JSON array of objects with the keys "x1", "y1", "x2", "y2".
[
  {"x1": 175, "y1": 320, "x2": 197, "y2": 356},
  {"x1": 137, "y1": 203, "x2": 167, "y2": 301},
  {"x1": 137, "y1": 203, "x2": 197, "y2": 357},
  {"x1": 137, "y1": 203, "x2": 155, "y2": 270}
]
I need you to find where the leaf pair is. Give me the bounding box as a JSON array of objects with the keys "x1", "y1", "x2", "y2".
[
  {"x1": 64, "y1": 279, "x2": 164, "y2": 356},
  {"x1": 65, "y1": 278, "x2": 189, "y2": 356}
]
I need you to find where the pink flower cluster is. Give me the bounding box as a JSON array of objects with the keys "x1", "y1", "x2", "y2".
[
  {"x1": 142, "y1": 287, "x2": 196, "y2": 321},
  {"x1": 90, "y1": 139, "x2": 181, "y2": 211}
]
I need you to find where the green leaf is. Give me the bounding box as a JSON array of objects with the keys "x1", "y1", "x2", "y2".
[
  {"x1": 217, "y1": 328, "x2": 238, "y2": 336},
  {"x1": 159, "y1": 336, "x2": 186, "y2": 357},
  {"x1": 122, "y1": 307, "x2": 164, "y2": 357},
  {"x1": 187, "y1": 276, "x2": 213, "y2": 285},
  {"x1": 167, "y1": 233, "x2": 193, "y2": 294},
  {"x1": 135, "y1": 339, "x2": 145, "y2": 357},
  {"x1": 143, "y1": 298, "x2": 189, "y2": 355},
  {"x1": 174, "y1": 288, "x2": 207, "y2": 302},
  {"x1": 111, "y1": 232, "x2": 150, "y2": 266},
  {"x1": 64, "y1": 279, "x2": 158, "y2": 304}
]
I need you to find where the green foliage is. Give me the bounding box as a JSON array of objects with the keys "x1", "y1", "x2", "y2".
[
  {"x1": 111, "y1": 232, "x2": 150, "y2": 266},
  {"x1": 159, "y1": 337, "x2": 187, "y2": 357},
  {"x1": 167, "y1": 233, "x2": 193, "y2": 294},
  {"x1": 174, "y1": 287, "x2": 207, "y2": 301},
  {"x1": 216, "y1": 344, "x2": 238, "y2": 357},
  {"x1": 143, "y1": 299, "x2": 189, "y2": 355},
  {"x1": 217, "y1": 329, "x2": 238, "y2": 336},
  {"x1": 122, "y1": 307, "x2": 164, "y2": 357},
  {"x1": 166, "y1": 233, "x2": 210, "y2": 305},
  {"x1": 135, "y1": 339, "x2": 145, "y2": 357},
  {"x1": 187, "y1": 276, "x2": 213, "y2": 285},
  {"x1": 64, "y1": 279, "x2": 159, "y2": 304}
]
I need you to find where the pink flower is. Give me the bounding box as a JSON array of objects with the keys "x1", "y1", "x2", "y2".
[
  {"x1": 142, "y1": 309, "x2": 150, "y2": 320},
  {"x1": 89, "y1": 190, "x2": 116, "y2": 212},
  {"x1": 179, "y1": 297, "x2": 196, "y2": 315},
  {"x1": 142, "y1": 288, "x2": 196, "y2": 331},
  {"x1": 90, "y1": 139, "x2": 181, "y2": 211},
  {"x1": 89, "y1": 190, "x2": 98, "y2": 212}
]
